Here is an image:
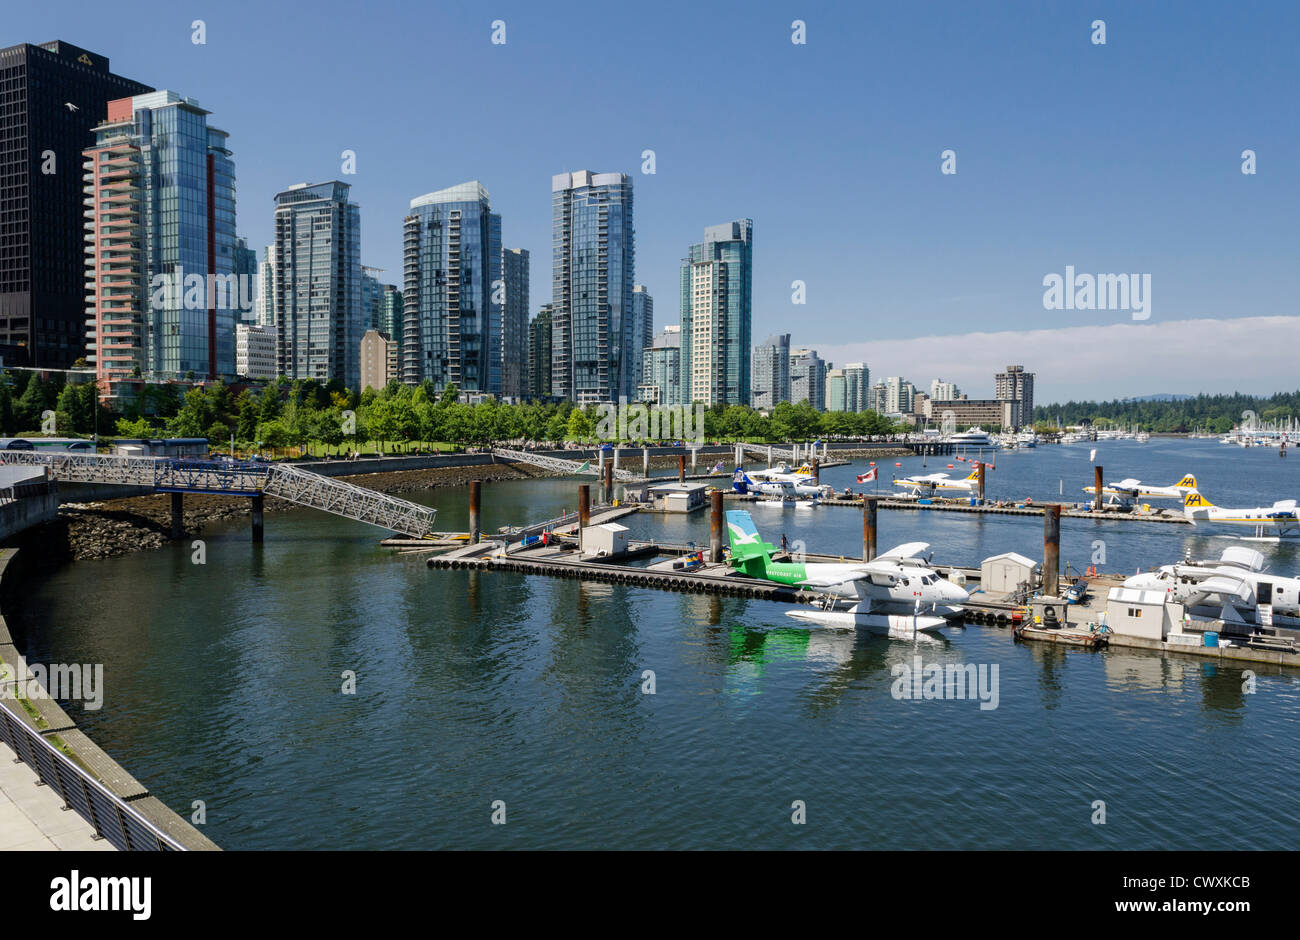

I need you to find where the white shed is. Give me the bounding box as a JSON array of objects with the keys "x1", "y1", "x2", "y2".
[
  {"x1": 582, "y1": 522, "x2": 630, "y2": 557},
  {"x1": 1105, "y1": 587, "x2": 1181, "y2": 641},
  {"x1": 980, "y1": 552, "x2": 1039, "y2": 595}
]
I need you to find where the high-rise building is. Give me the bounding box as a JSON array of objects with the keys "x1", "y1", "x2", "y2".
[
  {"x1": 361, "y1": 266, "x2": 385, "y2": 332},
  {"x1": 83, "y1": 91, "x2": 239, "y2": 402},
  {"x1": 995, "y1": 364, "x2": 1035, "y2": 428},
  {"x1": 930, "y1": 378, "x2": 960, "y2": 401},
  {"x1": 234, "y1": 237, "x2": 257, "y2": 322},
  {"x1": 360, "y1": 328, "x2": 392, "y2": 392},
  {"x1": 881, "y1": 376, "x2": 913, "y2": 415},
  {"x1": 0, "y1": 41, "x2": 152, "y2": 369},
  {"x1": 679, "y1": 220, "x2": 752, "y2": 406},
  {"x1": 255, "y1": 244, "x2": 277, "y2": 328},
  {"x1": 868, "y1": 382, "x2": 888, "y2": 413},
  {"x1": 639, "y1": 325, "x2": 681, "y2": 407},
  {"x1": 630, "y1": 284, "x2": 653, "y2": 393},
  {"x1": 236, "y1": 323, "x2": 277, "y2": 379},
  {"x1": 790, "y1": 347, "x2": 826, "y2": 411},
  {"x1": 528, "y1": 305, "x2": 553, "y2": 401},
  {"x1": 751, "y1": 333, "x2": 791, "y2": 411},
  {"x1": 380, "y1": 284, "x2": 402, "y2": 381},
  {"x1": 826, "y1": 368, "x2": 847, "y2": 412},
  {"x1": 273, "y1": 181, "x2": 363, "y2": 390},
  {"x1": 550, "y1": 170, "x2": 635, "y2": 403},
  {"x1": 842, "y1": 362, "x2": 869, "y2": 412},
  {"x1": 501, "y1": 247, "x2": 530, "y2": 399},
  {"x1": 402, "y1": 181, "x2": 502, "y2": 394}
]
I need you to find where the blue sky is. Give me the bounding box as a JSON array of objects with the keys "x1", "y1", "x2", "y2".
[{"x1": 12, "y1": 0, "x2": 1299, "y2": 399}]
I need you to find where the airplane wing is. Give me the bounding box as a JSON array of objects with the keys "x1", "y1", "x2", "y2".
[
  {"x1": 1113, "y1": 478, "x2": 1142, "y2": 493},
  {"x1": 1186, "y1": 574, "x2": 1255, "y2": 608},
  {"x1": 876, "y1": 541, "x2": 931, "y2": 561}
]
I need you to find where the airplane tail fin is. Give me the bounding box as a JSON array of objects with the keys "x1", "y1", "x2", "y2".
[
  {"x1": 725, "y1": 510, "x2": 775, "y2": 577},
  {"x1": 1183, "y1": 490, "x2": 1214, "y2": 510},
  {"x1": 1175, "y1": 474, "x2": 1198, "y2": 489}
]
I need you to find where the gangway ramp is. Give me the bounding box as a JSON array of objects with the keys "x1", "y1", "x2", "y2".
[
  {"x1": 262, "y1": 464, "x2": 437, "y2": 539},
  {"x1": 491, "y1": 447, "x2": 639, "y2": 481},
  {"x1": 740, "y1": 444, "x2": 794, "y2": 465},
  {"x1": 3, "y1": 450, "x2": 437, "y2": 539}
]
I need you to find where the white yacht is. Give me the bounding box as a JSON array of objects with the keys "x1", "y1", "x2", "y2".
[{"x1": 946, "y1": 426, "x2": 994, "y2": 446}]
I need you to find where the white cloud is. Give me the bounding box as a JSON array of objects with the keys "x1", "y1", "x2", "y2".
[{"x1": 816, "y1": 316, "x2": 1300, "y2": 403}]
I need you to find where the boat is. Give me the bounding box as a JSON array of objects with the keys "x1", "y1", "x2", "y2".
[
  {"x1": 945, "y1": 426, "x2": 994, "y2": 446},
  {"x1": 1016, "y1": 430, "x2": 1037, "y2": 448}
]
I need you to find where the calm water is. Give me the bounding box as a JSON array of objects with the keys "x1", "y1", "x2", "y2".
[{"x1": 10, "y1": 438, "x2": 1300, "y2": 849}]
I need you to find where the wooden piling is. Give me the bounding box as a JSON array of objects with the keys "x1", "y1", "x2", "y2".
[{"x1": 1043, "y1": 503, "x2": 1061, "y2": 596}]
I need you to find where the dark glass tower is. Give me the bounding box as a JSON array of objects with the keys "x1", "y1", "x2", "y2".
[{"x1": 0, "y1": 41, "x2": 151, "y2": 368}]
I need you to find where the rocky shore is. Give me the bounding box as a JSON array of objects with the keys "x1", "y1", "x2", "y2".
[{"x1": 18, "y1": 460, "x2": 558, "y2": 564}]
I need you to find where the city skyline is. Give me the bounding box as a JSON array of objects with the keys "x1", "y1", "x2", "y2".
[{"x1": 3, "y1": 5, "x2": 1299, "y2": 403}]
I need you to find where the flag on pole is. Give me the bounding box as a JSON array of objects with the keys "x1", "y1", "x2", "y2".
[
  {"x1": 857, "y1": 467, "x2": 877, "y2": 483},
  {"x1": 710, "y1": 461, "x2": 724, "y2": 474}
]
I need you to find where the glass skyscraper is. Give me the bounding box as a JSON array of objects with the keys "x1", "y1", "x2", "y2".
[
  {"x1": 83, "y1": 90, "x2": 238, "y2": 402},
  {"x1": 790, "y1": 347, "x2": 827, "y2": 411},
  {"x1": 273, "y1": 180, "x2": 363, "y2": 390},
  {"x1": 550, "y1": 170, "x2": 635, "y2": 404},
  {"x1": 679, "y1": 220, "x2": 752, "y2": 407},
  {"x1": 639, "y1": 325, "x2": 681, "y2": 407},
  {"x1": 501, "y1": 247, "x2": 530, "y2": 399},
  {"x1": 751, "y1": 333, "x2": 791, "y2": 411},
  {"x1": 402, "y1": 181, "x2": 502, "y2": 393},
  {"x1": 528, "y1": 305, "x2": 553, "y2": 402}
]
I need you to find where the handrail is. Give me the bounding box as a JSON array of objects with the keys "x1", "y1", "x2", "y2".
[{"x1": 0, "y1": 701, "x2": 185, "y2": 850}]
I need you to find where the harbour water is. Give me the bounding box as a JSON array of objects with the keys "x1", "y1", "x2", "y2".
[{"x1": 9, "y1": 438, "x2": 1300, "y2": 849}]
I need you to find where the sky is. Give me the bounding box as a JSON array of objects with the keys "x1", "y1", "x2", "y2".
[{"x1": 11, "y1": 0, "x2": 1299, "y2": 402}]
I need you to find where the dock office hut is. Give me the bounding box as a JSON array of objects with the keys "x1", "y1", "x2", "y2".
[
  {"x1": 980, "y1": 552, "x2": 1039, "y2": 595},
  {"x1": 647, "y1": 481, "x2": 709, "y2": 513},
  {"x1": 112, "y1": 438, "x2": 210, "y2": 458}
]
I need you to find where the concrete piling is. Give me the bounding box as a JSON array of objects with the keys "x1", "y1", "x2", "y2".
[
  {"x1": 469, "y1": 480, "x2": 482, "y2": 544},
  {"x1": 862, "y1": 496, "x2": 878, "y2": 561},
  {"x1": 642, "y1": 447, "x2": 649, "y2": 477},
  {"x1": 1043, "y1": 503, "x2": 1061, "y2": 596},
  {"x1": 709, "y1": 490, "x2": 724, "y2": 562}
]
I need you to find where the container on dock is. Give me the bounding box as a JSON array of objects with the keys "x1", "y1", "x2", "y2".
[{"x1": 1204, "y1": 631, "x2": 1220, "y2": 648}]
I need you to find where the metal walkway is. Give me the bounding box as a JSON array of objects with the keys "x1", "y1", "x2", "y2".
[
  {"x1": 262, "y1": 465, "x2": 437, "y2": 538},
  {"x1": 740, "y1": 444, "x2": 794, "y2": 465},
  {"x1": 1, "y1": 451, "x2": 437, "y2": 539},
  {"x1": 491, "y1": 448, "x2": 639, "y2": 481}
]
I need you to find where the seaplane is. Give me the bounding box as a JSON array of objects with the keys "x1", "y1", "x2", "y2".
[
  {"x1": 724, "y1": 510, "x2": 969, "y2": 637},
  {"x1": 1125, "y1": 546, "x2": 1300, "y2": 627},
  {"x1": 732, "y1": 470, "x2": 829, "y2": 501},
  {"x1": 1083, "y1": 474, "x2": 1198, "y2": 506},
  {"x1": 1182, "y1": 490, "x2": 1300, "y2": 540},
  {"x1": 892, "y1": 467, "x2": 982, "y2": 498},
  {"x1": 743, "y1": 462, "x2": 816, "y2": 483}
]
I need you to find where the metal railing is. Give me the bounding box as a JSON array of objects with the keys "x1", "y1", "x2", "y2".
[
  {"x1": 0, "y1": 704, "x2": 184, "y2": 850},
  {"x1": 263, "y1": 464, "x2": 438, "y2": 538},
  {"x1": 492, "y1": 447, "x2": 639, "y2": 481}
]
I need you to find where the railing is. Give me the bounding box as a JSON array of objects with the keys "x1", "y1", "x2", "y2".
[
  {"x1": 740, "y1": 444, "x2": 794, "y2": 465},
  {"x1": 0, "y1": 704, "x2": 184, "y2": 850},
  {"x1": 492, "y1": 447, "x2": 639, "y2": 481},
  {"x1": 263, "y1": 464, "x2": 438, "y2": 538}
]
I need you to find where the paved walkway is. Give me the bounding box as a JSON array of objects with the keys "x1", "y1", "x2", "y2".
[{"x1": 0, "y1": 740, "x2": 113, "y2": 850}]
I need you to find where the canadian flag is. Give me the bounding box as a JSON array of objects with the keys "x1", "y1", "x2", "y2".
[{"x1": 857, "y1": 467, "x2": 877, "y2": 483}]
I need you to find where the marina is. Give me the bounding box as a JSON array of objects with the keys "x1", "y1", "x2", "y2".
[{"x1": 10, "y1": 436, "x2": 1300, "y2": 851}]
